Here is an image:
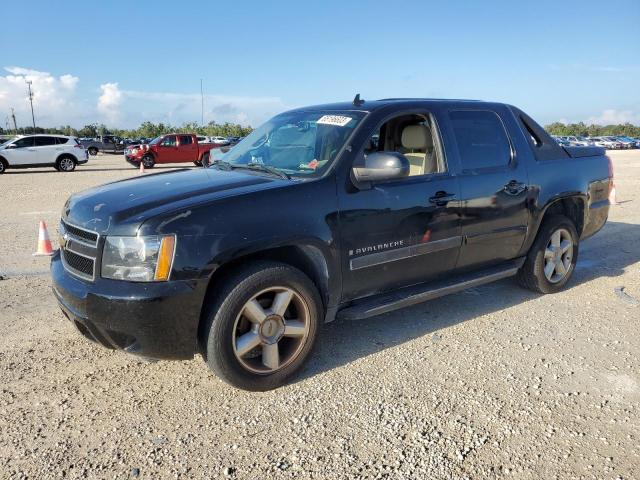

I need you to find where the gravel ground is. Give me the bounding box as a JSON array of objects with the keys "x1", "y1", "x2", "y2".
[{"x1": 1, "y1": 151, "x2": 639, "y2": 479}]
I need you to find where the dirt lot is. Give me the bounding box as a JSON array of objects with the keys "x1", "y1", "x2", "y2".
[{"x1": 1, "y1": 151, "x2": 639, "y2": 479}]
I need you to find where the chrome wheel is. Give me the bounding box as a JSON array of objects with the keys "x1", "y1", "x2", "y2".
[
  {"x1": 232, "y1": 287, "x2": 310, "y2": 374},
  {"x1": 544, "y1": 228, "x2": 573, "y2": 283},
  {"x1": 59, "y1": 157, "x2": 75, "y2": 171}
]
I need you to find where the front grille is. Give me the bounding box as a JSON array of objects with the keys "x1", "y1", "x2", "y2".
[
  {"x1": 60, "y1": 220, "x2": 99, "y2": 281},
  {"x1": 62, "y1": 221, "x2": 98, "y2": 245},
  {"x1": 63, "y1": 250, "x2": 94, "y2": 277}
]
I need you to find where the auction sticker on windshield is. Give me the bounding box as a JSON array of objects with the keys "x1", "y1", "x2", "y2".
[{"x1": 317, "y1": 115, "x2": 353, "y2": 127}]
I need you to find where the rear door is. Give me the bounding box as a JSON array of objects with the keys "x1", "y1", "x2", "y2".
[
  {"x1": 444, "y1": 108, "x2": 530, "y2": 270},
  {"x1": 177, "y1": 135, "x2": 198, "y2": 162},
  {"x1": 5, "y1": 136, "x2": 37, "y2": 165},
  {"x1": 33, "y1": 136, "x2": 59, "y2": 164}
]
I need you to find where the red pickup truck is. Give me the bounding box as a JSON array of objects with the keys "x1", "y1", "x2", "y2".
[{"x1": 124, "y1": 134, "x2": 216, "y2": 168}]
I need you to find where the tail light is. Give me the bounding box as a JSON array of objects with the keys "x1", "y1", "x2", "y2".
[{"x1": 74, "y1": 144, "x2": 84, "y2": 149}]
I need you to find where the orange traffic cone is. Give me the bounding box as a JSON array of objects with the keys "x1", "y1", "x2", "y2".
[
  {"x1": 609, "y1": 183, "x2": 618, "y2": 206},
  {"x1": 33, "y1": 220, "x2": 55, "y2": 256},
  {"x1": 139, "y1": 161, "x2": 145, "y2": 174}
]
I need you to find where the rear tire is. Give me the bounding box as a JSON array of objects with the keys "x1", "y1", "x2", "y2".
[
  {"x1": 201, "y1": 152, "x2": 210, "y2": 167},
  {"x1": 88, "y1": 147, "x2": 98, "y2": 156},
  {"x1": 202, "y1": 261, "x2": 322, "y2": 391},
  {"x1": 516, "y1": 215, "x2": 579, "y2": 294},
  {"x1": 56, "y1": 156, "x2": 76, "y2": 172}
]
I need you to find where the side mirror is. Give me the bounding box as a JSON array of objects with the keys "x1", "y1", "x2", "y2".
[{"x1": 352, "y1": 151, "x2": 410, "y2": 184}]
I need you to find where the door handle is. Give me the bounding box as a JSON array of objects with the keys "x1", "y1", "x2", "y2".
[
  {"x1": 429, "y1": 191, "x2": 455, "y2": 206},
  {"x1": 503, "y1": 180, "x2": 527, "y2": 195}
]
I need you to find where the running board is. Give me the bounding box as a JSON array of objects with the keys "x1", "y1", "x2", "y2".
[{"x1": 337, "y1": 258, "x2": 525, "y2": 321}]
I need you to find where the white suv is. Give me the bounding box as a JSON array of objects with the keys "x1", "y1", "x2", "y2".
[{"x1": 0, "y1": 134, "x2": 88, "y2": 174}]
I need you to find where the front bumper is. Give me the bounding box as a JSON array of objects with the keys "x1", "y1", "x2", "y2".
[
  {"x1": 124, "y1": 154, "x2": 141, "y2": 165},
  {"x1": 51, "y1": 250, "x2": 207, "y2": 360}
]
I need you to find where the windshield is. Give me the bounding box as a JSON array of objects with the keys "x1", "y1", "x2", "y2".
[
  {"x1": 212, "y1": 110, "x2": 366, "y2": 177},
  {"x1": 149, "y1": 136, "x2": 162, "y2": 145}
]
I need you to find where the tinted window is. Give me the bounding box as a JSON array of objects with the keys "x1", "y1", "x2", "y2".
[
  {"x1": 179, "y1": 135, "x2": 193, "y2": 145},
  {"x1": 56, "y1": 137, "x2": 70, "y2": 145},
  {"x1": 160, "y1": 136, "x2": 177, "y2": 146},
  {"x1": 13, "y1": 137, "x2": 35, "y2": 148},
  {"x1": 34, "y1": 136, "x2": 58, "y2": 146},
  {"x1": 449, "y1": 110, "x2": 511, "y2": 170}
]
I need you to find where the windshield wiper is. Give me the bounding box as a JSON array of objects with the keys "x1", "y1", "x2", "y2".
[
  {"x1": 244, "y1": 162, "x2": 291, "y2": 180},
  {"x1": 210, "y1": 159, "x2": 290, "y2": 180}
]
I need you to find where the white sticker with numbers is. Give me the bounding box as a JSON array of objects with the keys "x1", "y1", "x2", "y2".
[{"x1": 317, "y1": 115, "x2": 353, "y2": 127}]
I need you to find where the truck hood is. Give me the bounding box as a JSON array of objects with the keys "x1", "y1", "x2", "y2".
[{"x1": 63, "y1": 168, "x2": 282, "y2": 235}]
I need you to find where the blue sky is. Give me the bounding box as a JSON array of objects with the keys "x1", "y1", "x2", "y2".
[{"x1": 1, "y1": 0, "x2": 639, "y2": 129}]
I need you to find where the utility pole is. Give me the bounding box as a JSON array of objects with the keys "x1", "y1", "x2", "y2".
[
  {"x1": 26, "y1": 80, "x2": 36, "y2": 129},
  {"x1": 10, "y1": 107, "x2": 18, "y2": 133},
  {"x1": 200, "y1": 79, "x2": 204, "y2": 126}
]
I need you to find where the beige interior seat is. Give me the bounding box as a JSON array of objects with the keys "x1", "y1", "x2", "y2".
[{"x1": 401, "y1": 125, "x2": 436, "y2": 175}]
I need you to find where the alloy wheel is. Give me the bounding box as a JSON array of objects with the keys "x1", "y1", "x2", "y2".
[
  {"x1": 59, "y1": 158, "x2": 75, "y2": 171},
  {"x1": 232, "y1": 287, "x2": 310, "y2": 374},
  {"x1": 543, "y1": 228, "x2": 573, "y2": 283}
]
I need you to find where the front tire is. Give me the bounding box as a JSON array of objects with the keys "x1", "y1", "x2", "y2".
[
  {"x1": 202, "y1": 261, "x2": 322, "y2": 391},
  {"x1": 517, "y1": 215, "x2": 579, "y2": 294},
  {"x1": 141, "y1": 154, "x2": 155, "y2": 168},
  {"x1": 0, "y1": 158, "x2": 7, "y2": 174}
]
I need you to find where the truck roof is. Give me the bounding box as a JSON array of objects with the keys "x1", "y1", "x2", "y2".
[{"x1": 287, "y1": 97, "x2": 505, "y2": 114}]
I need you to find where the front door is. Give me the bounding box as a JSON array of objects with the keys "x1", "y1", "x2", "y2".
[
  {"x1": 338, "y1": 111, "x2": 462, "y2": 301},
  {"x1": 444, "y1": 108, "x2": 530, "y2": 270},
  {"x1": 156, "y1": 135, "x2": 179, "y2": 163},
  {"x1": 5, "y1": 136, "x2": 38, "y2": 165}
]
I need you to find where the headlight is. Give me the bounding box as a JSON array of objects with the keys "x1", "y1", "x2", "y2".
[
  {"x1": 131, "y1": 148, "x2": 139, "y2": 154},
  {"x1": 101, "y1": 235, "x2": 175, "y2": 282}
]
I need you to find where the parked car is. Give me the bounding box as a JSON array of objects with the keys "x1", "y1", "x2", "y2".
[
  {"x1": 80, "y1": 135, "x2": 125, "y2": 155},
  {"x1": 614, "y1": 136, "x2": 637, "y2": 149},
  {"x1": 211, "y1": 136, "x2": 230, "y2": 145},
  {"x1": 0, "y1": 134, "x2": 16, "y2": 145},
  {"x1": 124, "y1": 133, "x2": 216, "y2": 168},
  {"x1": 0, "y1": 134, "x2": 88, "y2": 174},
  {"x1": 196, "y1": 136, "x2": 213, "y2": 144},
  {"x1": 51, "y1": 98, "x2": 611, "y2": 391}
]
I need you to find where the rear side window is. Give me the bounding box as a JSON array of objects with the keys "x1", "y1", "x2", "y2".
[
  {"x1": 55, "y1": 137, "x2": 70, "y2": 145},
  {"x1": 34, "y1": 136, "x2": 57, "y2": 146},
  {"x1": 449, "y1": 110, "x2": 511, "y2": 171},
  {"x1": 179, "y1": 135, "x2": 193, "y2": 145}
]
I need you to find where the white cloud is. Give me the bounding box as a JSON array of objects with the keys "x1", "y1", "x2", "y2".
[
  {"x1": 97, "y1": 82, "x2": 122, "y2": 123},
  {"x1": 0, "y1": 66, "x2": 83, "y2": 127},
  {"x1": 587, "y1": 109, "x2": 640, "y2": 125},
  {"x1": 0, "y1": 66, "x2": 287, "y2": 129}
]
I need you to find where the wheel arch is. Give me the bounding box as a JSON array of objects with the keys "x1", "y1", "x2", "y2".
[
  {"x1": 196, "y1": 243, "x2": 333, "y2": 350},
  {"x1": 524, "y1": 194, "x2": 587, "y2": 254},
  {"x1": 56, "y1": 152, "x2": 78, "y2": 164}
]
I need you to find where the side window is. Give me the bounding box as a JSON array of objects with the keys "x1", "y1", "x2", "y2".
[
  {"x1": 449, "y1": 110, "x2": 511, "y2": 171},
  {"x1": 161, "y1": 136, "x2": 177, "y2": 146},
  {"x1": 55, "y1": 137, "x2": 70, "y2": 145},
  {"x1": 179, "y1": 135, "x2": 193, "y2": 145},
  {"x1": 13, "y1": 137, "x2": 35, "y2": 148},
  {"x1": 34, "y1": 136, "x2": 57, "y2": 147},
  {"x1": 362, "y1": 113, "x2": 444, "y2": 177}
]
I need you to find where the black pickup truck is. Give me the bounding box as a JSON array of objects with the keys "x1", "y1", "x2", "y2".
[{"x1": 51, "y1": 98, "x2": 611, "y2": 390}]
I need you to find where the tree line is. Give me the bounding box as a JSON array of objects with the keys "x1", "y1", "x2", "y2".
[
  {"x1": 544, "y1": 122, "x2": 640, "y2": 137},
  {"x1": 3, "y1": 120, "x2": 639, "y2": 139},
  {"x1": 0, "y1": 120, "x2": 254, "y2": 138}
]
